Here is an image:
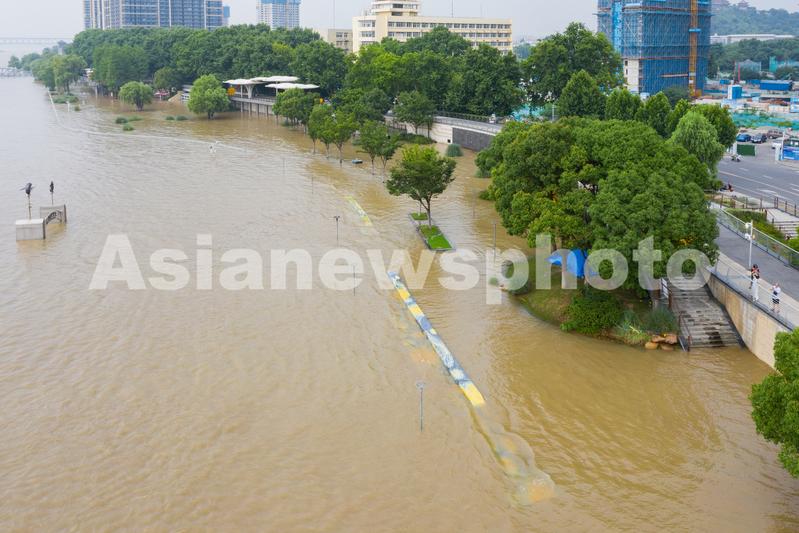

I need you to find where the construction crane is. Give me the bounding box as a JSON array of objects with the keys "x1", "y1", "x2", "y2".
[{"x1": 688, "y1": 0, "x2": 700, "y2": 97}]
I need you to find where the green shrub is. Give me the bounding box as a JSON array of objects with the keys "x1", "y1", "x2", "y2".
[
  {"x1": 787, "y1": 236, "x2": 799, "y2": 250},
  {"x1": 410, "y1": 212, "x2": 428, "y2": 221},
  {"x1": 73, "y1": 105, "x2": 80, "y2": 111},
  {"x1": 478, "y1": 189, "x2": 493, "y2": 201},
  {"x1": 53, "y1": 94, "x2": 79, "y2": 104},
  {"x1": 613, "y1": 310, "x2": 651, "y2": 345},
  {"x1": 166, "y1": 115, "x2": 175, "y2": 121},
  {"x1": 445, "y1": 143, "x2": 463, "y2": 157},
  {"x1": 175, "y1": 115, "x2": 188, "y2": 121},
  {"x1": 502, "y1": 259, "x2": 535, "y2": 295},
  {"x1": 127, "y1": 116, "x2": 142, "y2": 122},
  {"x1": 643, "y1": 306, "x2": 678, "y2": 333},
  {"x1": 397, "y1": 133, "x2": 434, "y2": 145},
  {"x1": 115, "y1": 117, "x2": 128, "y2": 124},
  {"x1": 122, "y1": 124, "x2": 134, "y2": 132},
  {"x1": 562, "y1": 287, "x2": 623, "y2": 335},
  {"x1": 476, "y1": 167, "x2": 490, "y2": 178},
  {"x1": 728, "y1": 209, "x2": 786, "y2": 241}
]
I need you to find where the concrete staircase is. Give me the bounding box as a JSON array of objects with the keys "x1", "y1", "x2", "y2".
[{"x1": 668, "y1": 283, "x2": 742, "y2": 349}]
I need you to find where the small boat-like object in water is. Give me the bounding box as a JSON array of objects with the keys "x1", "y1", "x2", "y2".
[{"x1": 351, "y1": 159, "x2": 364, "y2": 165}]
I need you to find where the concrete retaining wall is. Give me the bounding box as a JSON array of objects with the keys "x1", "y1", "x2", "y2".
[
  {"x1": 452, "y1": 127, "x2": 495, "y2": 151},
  {"x1": 707, "y1": 274, "x2": 788, "y2": 367}
]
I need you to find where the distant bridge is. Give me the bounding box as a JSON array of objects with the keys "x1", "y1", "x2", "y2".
[
  {"x1": 0, "y1": 67, "x2": 30, "y2": 78},
  {"x1": 0, "y1": 37, "x2": 72, "y2": 45}
]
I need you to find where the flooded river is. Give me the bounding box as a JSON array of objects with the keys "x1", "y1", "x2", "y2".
[{"x1": 0, "y1": 76, "x2": 797, "y2": 531}]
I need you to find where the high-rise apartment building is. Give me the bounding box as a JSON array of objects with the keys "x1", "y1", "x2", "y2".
[
  {"x1": 83, "y1": 0, "x2": 225, "y2": 30},
  {"x1": 597, "y1": 0, "x2": 711, "y2": 95},
  {"x1": 257, "y1": 0, "x2": 301, "y2": 29},
  {"x1": 352, "y1": 1, "x2": 512, "y2": 54}
]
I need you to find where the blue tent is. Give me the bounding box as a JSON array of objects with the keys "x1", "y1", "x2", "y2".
[{"x1": 548, "y1": 249, "x2": 588, "y2": 278}]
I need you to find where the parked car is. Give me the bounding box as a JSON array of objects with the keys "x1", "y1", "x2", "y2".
[
  {"x1": 767, "y1": 129, "x2": 783, "y2": 139},
  {"x1": 751, "y1": 133, "x2": 767, "y2": 143},
  {"x1": 736, "y1": 133, "x2": 752, "y2": 143}
]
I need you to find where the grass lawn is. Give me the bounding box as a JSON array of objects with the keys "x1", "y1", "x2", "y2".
[
  {"x1": 411, "y1": 212, "x2": 429, "y2": 221},
  {"x1": 419, "y1": 225, "x2": 452, "y2": 250}
]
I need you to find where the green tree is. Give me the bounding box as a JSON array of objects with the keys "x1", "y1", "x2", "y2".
[
  {"x1": 291, "y1": 40, "x2": 348, "y2": 96},
  {"x1": 775, "y1": 65, "x2": 799, "y2": 80},
  {"x1": 446, "y1": 45, "x2": 524, "y2": 116},
  {"x1": 153, "y1": 67, "x2": 183, "y2": 93},
  {"x1": 332, "y1": 87, "x2": 391, "y2": 125},
  {"x1": 694, "y1": 104, "x2": 738, "y2": 148},
  {"x1": 8, "y1": 55, "x2": 21, "y2": 69},
  {"x1": 669, "y1": 111, "x2": 726, "y2": 172},
  {"x1": 30, "y1": 57, "x2": 56, "y2": 91},
  {"x1": 187, "y1": 74, "x2": 229, "y2": 119},
  {"x1": 92, "y1": 45, "x2": 148, "y2": 93},
  {"x1": 357, "y1": 120, "x2": 393, "y2": 173},
  {"x1": 331, "y1": 112, "x2": 358, "y2": 165},
  {"x1": 605, "y1": 88, "x2": 641, "y2": 121},
  {"x1": 557, "y1": 70, "x2": 606, "y2": 118},
  {"x1": 308, "y1": 103, "x2": 335, "y2": 156},
  {"x1": 522, "y1": 22, "x2": 622, "y2": 106},
  {"x1": 662, "y1": 84, "x2": 691, "y2": 107},
  {"x1": 400, "y1": 27, "x2": 471, "y2": 56},
  {"x1": 119, "y1": 81, "x2": 154, "y2": 111},
  {"x1": 274, "y1": 88, "x2": 317, "y2": 130},
  {"x1": 635, "y1": 92, "x2": 672, "y2": 137},
  {"x1": 666, "y1": 99, "x2": 692, "y2": 135},
  {"x1": 51, "y1": 55, "x2": 87, "y2": 94},
  {"x1": 386, "y1": 145, "x2": 456, "y2": 226},
  {"x1": 751, "y1": 328, "x2": 799, "y2": 478},
  {"x1": 394, "y1": 90, "x2": 436, "y2": 135}
]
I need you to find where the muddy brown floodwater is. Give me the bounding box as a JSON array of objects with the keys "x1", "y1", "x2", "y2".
[{"x1": 0, "y1": 78, "x2": 797, "y2": 531}]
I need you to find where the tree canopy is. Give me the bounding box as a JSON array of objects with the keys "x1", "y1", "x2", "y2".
[
  {"x1": 481, "y1": 118, "x2": 718, "y2": 290},
  {"x1": 386, "y1": 145, "x2": 456, "y2": 226},
  {"x1": 119, "y1": 81, "x2": 153, "y2": 111},
  {"x1": 557, "y1": 70, "x2": 606, "y2": 118},
  {"x1": 605, "y1": 88, "x2": 641, "y2": 121},
  {"x1": 187, "y1": 74, "x2": 229, "y2": 119},
  {"x1": 522, "y1": 23, "x2": 622, "y2": 107},
  {"x1": 394, "y1": 90, "x2": 436, "y2": 135},
  {"x1": 751, "y1": 328, "x2": 799, "y2": 478}
]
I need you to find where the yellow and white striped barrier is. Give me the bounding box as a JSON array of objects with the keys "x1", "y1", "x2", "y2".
[
  {"x1": 388, "y1": 271, "x2": 485, "y2": 407},
  {"x1": 346, "y1": 196, "x2": 373, "y2": 227}
]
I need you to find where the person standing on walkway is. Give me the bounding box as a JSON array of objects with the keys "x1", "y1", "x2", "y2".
[
  {"x1": 750, "y1": 264, "x2": 760, "y2": 302},
  {"x1": 771, "y1": 283, "x2": 782, "y2": 314}
]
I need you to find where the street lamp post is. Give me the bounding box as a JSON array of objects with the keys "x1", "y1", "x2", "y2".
[
  {"x1": 746, "y1": 221, "x2": 754, "y2": 269},
  {"x1": 415, "y1": 381, "x2": 425, "y2": 432},
  {"x1": 333, "y1": 215, "x2": 341, "y2": 245}
]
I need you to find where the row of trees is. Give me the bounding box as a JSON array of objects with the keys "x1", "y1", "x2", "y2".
[
  {"x1": 63, "y1": 22, "x2": 624, "y2": 119},
  {"x1": 553, "y1": 70, "x2": 736, "y2": 168},
  {"x1": 29, "y1": 53, "x2": 87, "y2": 94},
  {"x1": 478, "y1": 116, "x2": 721, "y2": 292}
]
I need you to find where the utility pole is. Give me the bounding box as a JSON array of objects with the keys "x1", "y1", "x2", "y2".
[{"x1": 416, "y1": 381, "x2": 425, "y2": 432}]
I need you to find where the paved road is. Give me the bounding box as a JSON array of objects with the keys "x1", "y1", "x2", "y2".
[{"x1": 718, "y1": 146, "x2": 799, "y2": 206}]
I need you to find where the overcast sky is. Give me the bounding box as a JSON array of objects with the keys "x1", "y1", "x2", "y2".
[{"x1": 0, "y1": 0, "x2": 796, "y2": 41}]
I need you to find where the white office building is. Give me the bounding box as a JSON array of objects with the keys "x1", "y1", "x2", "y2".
[
  {"x1": 352, "y1": 1, "x2": 512, "y2": 54},
  {"x1": 257, "y1": 0, "x2": 301, "y2": 29}
]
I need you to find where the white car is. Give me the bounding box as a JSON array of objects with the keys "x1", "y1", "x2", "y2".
[{"x1": 772, "y1": 139, "x2": 783, "y2": 150}]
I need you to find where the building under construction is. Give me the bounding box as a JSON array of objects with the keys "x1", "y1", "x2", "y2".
[{"x1": 597, "y1": 0, "x2": 711, "y2": 96}]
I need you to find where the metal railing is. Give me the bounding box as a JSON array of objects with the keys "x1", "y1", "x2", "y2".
[
  {"x1": 435, "y1": 110, "x2": 508, "y2": 124},
  {"x1": 714, "y1": 208, "x2": 799, "y2": 269},
  {"x1": 774, "y1": 196, "x2": 799, "y2": 218},
  {"x1": 709, "y1": 255, "x2": 798, "y2": 329}
]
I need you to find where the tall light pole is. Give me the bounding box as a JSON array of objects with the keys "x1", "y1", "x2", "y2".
[
  {"x1": 333, "y1": 215, "x2": 341, "y2": 245},
  {"x1": 746, "y1": 221, "x2": 754, "y2": 268},
  {"x1": 415, "y1": 381, "x2": 425, "y2": 432}
]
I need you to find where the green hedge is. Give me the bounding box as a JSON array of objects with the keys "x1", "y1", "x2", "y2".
[{"x1": 562, "y1": 287, "x2": 623, "y2": 335}]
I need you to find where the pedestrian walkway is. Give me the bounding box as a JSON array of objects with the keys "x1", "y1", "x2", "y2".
[{"x1": 712, "y1": 228, "x2": 799, "y2": 328}]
